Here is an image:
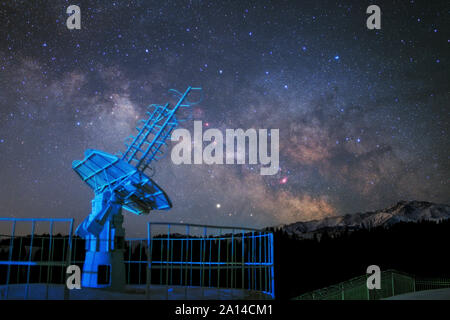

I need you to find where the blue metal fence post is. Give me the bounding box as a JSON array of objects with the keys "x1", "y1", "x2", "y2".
[
  {"x1": 64, "y1": 219, "x2": 74, "y2": 300},
  {"x1": 45, "y1": 220, "x2": 53, "y2": 299},
  {"x1": 146, "y1": 223, "x2": 152, "y2": 299},
  {"x1": 24, "y1": 221, "x2": 35, "y2": 299},
  {"x1": 241, "y1": 230, "x2": 245, "y2": 290},
  {"x1": 5, "y1": 220, "x2": 16, "y2": 299},
  {"x1": 270, "y1": 232, "x2": 275, "y2": 299},
  {"x1": 166, "y1": 224, "x2": 170, "y2": 299}
]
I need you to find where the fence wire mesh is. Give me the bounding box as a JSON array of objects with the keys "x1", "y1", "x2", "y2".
[{"x1": 293, "y1": 270, "x2": 449, "y2": 300}]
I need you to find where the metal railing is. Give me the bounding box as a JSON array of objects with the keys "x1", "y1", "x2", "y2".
[
  {"x1": 293, "y1": 269, "x2": 450, "y2": 300},
  {"x1": 143, "y1": 222, "x2": 275, "y2": 299},
  {"x1": 0, "y1": 218, "x2": 74, "y2": 300},
  {"x1": 0, "y1": 218, "x2": 274, "y2": 299}
]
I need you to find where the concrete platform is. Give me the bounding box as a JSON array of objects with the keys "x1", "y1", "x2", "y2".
[
  {"x1": 0, "y1": 283, "x2": 272, "y2": 300},
  {"x1": 384, "y1": 288, "x2": 450, "y2": 300}
]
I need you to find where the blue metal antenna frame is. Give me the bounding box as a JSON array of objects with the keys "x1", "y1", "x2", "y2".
[
  {"x1": 72, "y1": 87, "x2": 202, "y2": 215},
  {"x1": 70, "y1": 87, "x2": 202, "y2": 290}
]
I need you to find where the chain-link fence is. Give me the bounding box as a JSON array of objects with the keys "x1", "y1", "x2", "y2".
[{"x1": 293, "y1": 269, "x2": 450, "y2": 300}]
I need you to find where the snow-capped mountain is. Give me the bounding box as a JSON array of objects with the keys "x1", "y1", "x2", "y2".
[{"x1": 276, "y1": 201, "x2": 450, "y2": 238}]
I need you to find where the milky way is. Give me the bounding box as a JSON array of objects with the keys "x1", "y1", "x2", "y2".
[{"x1": 0, "y1": 0, "x2": 449, "y2": 236}]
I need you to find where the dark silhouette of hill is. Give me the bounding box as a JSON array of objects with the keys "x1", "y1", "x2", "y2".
[
  {"x1": 276, "y1": 200, "x2": 450, "y2": 238},
  {"x1": 270, "y1": 219, "x2": 450, "y2": 300}
]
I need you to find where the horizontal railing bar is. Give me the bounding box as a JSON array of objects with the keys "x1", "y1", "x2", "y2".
[
  {"x1": 124, "y1": 261, "x2": 272, "y2": 266},
  {"x1": 146, "y1": 265, "x2": 272, "y2": 270},
  {"x1": 0, "y1": 261, "x2": 68, "y2": 266},
  {"x1": 127, "y1": 235, "x2": 270, "y2": 241},
  {"x1": 0, "y1": 218, "x2": 73, "y2": 222},
  {"x1": 148, "y1": 222, "x2": 265, "y2": 232},
  {"x1": 0, "y1": 235, "x2": 271, "y2": 241},
  {"x1": 0, "y1": 261, "x2": 273, "y2": 267}
]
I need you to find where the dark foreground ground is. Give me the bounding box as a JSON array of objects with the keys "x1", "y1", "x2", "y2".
[{"x1": 0, "y1": 283, "x2": 271, "y2": 300}]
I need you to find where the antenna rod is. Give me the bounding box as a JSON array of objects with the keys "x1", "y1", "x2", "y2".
[{"x1": 135, "y1": 86, "x2": 192, "y2": 170}]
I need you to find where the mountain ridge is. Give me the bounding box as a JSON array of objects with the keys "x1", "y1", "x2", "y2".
[{"x1": 274, "y1": 200, "x2": 450, "y2": 238}]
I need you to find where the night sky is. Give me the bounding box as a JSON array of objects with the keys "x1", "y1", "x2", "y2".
[{"x1": 0, "y1": 0, "x2": 449, "y2": 236}]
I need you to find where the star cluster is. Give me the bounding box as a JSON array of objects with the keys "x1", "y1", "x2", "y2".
[{"x1": 0, "y1": 0, "x2": 448, "y2": 236}]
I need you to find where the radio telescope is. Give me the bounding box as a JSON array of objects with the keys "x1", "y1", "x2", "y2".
[{"x1": 72, "y1": 87, "x2": 201, "y2": 290}]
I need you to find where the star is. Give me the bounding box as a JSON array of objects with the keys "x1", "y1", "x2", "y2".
[{"x1": 0, "y1": 0, "x2": 447, "y2": 235}]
